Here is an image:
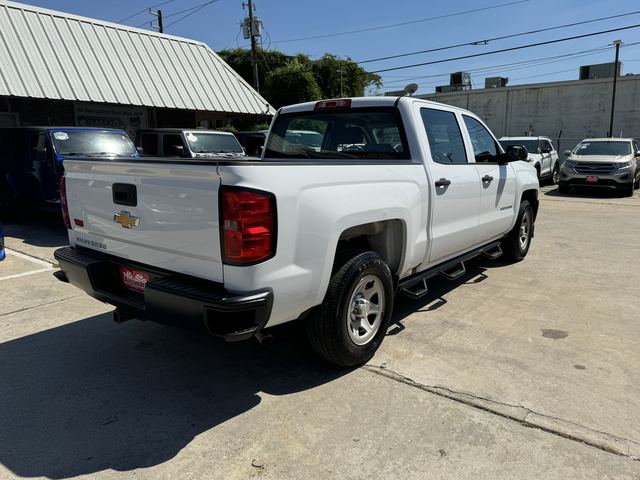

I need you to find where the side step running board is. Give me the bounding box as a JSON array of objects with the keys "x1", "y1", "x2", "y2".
[
  {"x1": 483, "y1": 244, "x2": 503, "y2": 260},
  {"x1": 398, "y1": 240, "x2": 503, "y2": 300},
  {"x1": 439, "y1": 262, "x2": 466, "y2": 280},
  {"x1": 400, "y1": 278, "x2": 428, "y2": 299}
]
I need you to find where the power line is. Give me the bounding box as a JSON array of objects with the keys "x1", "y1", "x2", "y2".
[
  {"x1": 118, "y1": 0, "x2": 174, "y2": 23},
  {"x1": 254, "y1": 0, "x2": 529, "y2": 46},
  {"x1": 358, "y1": 10, "x2": 640, "y2": 64},
  {"x1": 165, "y1": 0, "x2": 219, "y2": 28},
  {"x1": 382, "y1": 41, "x2": 640, "y2": 90},
  {"x1": 135, "y1": 0, "x2": 219, "y2": 28},
  {"x1": 370, "y1": 23, "x2": 640, "y2": 73},
  {"x1": 381, "y1": 45, "x2": 612, "y2": 87}
]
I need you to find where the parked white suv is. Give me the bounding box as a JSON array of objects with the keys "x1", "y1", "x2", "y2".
[
  {"x1": 499, "y1": 136, "x2": 559, "y2": 184},
  {"x1": 55, "y1": 97, "x2": 539, "y2": 366}
]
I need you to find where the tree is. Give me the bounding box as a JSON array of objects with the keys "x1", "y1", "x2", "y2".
[
  {"x1": 218, "y1": 48, "x2": 382, "y2": 107},
  {"x1": 312, "y1": 54, "x2": 382, "y2": 98},
  {"x1": 217, "y1": 48, "x2": 289, "y2": 91},
  {"x1": 264, "y1": 60, "x2": 322, "y2": 108}
]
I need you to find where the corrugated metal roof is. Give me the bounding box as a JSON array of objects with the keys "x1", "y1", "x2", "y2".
[{"x1": 0, "y1": 0, "x2": 274, "y2": 115}]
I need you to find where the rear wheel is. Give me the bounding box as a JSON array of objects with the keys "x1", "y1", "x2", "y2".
[
  {"x1": 502, "y1": 200, "x2": 534, "y2": 262},
  {"x1": 306, "y1": 251, "x2": 394, "y2": 367}
]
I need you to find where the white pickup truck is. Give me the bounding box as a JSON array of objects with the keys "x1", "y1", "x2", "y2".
[{"x1": 55, "y1": 97, "x2": 539, "y2": 366}]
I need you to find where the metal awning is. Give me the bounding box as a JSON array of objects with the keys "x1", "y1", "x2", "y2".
[{"x1": 0, "y1": 0, "x2": 274, "y2": 115}]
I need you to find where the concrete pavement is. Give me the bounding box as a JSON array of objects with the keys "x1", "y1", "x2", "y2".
[{"x1": 1, "y1": 186, "x2": 639, "y2": 478}]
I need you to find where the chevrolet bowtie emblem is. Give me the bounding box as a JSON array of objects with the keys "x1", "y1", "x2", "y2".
[{"x1": 113, "y1": 211, "x2": 140, "y2": 229}]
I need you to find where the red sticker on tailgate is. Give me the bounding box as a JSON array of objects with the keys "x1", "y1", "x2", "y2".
[{"x1": 120, "y1": 266, "x2": 150, "y2": 292}]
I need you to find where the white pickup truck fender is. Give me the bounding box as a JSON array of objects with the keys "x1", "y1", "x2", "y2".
[{"x1": 219, "y1": 163, "x2": 429, "y2": 327}]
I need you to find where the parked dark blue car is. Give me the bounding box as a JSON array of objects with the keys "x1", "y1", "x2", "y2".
[
  {"x1": 0, "y1": 223, "x2": 5, "y2": 261},
  {"x1": 0, "y1": 127, "x2": 138, "y2": 219}
]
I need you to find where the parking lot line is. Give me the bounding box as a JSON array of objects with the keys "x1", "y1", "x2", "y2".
[
  {"x1": 0, "y1": 267, "x2": 54, "y2": 282},
  {"x1": 3, "y1": 248, "x2": 54, "y2": 267}
]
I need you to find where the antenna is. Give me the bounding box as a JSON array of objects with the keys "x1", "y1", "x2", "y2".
[{"x1": 404, "y1": 83, "x2": 418, "y2": 96}]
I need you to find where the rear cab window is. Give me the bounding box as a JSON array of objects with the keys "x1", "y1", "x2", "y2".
[{"x1": 264, "y1": 107, "x2": 410, "y2": 160}]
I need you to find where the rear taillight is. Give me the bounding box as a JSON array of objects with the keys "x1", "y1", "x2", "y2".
[
  {"x1": 60, "y1": 176, "x2": 71, "y2": 229},
  {"x1": 221, "y1": 187, "x2": 276, "y2": 265}
]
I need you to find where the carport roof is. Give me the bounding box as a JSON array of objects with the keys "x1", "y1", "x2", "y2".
[{"x1": 0, "y1": 1, "x2": 274, "y2": 115}]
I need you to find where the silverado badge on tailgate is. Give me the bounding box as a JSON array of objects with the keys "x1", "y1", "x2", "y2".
[{"x1": 113, "y1": 211, "x2": 140, "y2": 229}]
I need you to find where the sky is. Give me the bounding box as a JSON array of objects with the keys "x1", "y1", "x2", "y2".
[{"x1": 18, "y1": 0, "x2": 640, "y2": 96}]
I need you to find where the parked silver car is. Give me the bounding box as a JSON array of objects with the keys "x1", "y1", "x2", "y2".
[{"x1": 559, "y1": 138, "x2": 640, "y2": 196}]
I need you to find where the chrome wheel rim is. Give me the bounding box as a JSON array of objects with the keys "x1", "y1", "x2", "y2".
[
  {"x1": 519, "y1": 210, "x2": 531, "y2": 251},
  {"x1": 552, "y1": 166, "x2": 560, "y2": 184},
  {"x1": 347, "y1": 274, "x2": 385, "y2": 346}
]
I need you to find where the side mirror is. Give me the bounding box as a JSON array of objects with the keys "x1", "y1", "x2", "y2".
[
  {"x1": 136, "y1": 146, "x2": 144, "y2": 154},
  {"x1": 172, "y1": 145, "x2": 185, "y2": 156},
  {"x1": 505, "y1": 144, "x2": 528, "y2": 162},
  {"x1": 541, "y1": 147, "x2": 552, "y2": 154},
  {"x1": 563, "y1": 150, "x2": 572, "y2": 156}
]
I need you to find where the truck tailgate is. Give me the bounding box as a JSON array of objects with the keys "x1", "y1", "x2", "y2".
[{"x1": 64, "y1": 159, "x2": 224, "y2": 283}]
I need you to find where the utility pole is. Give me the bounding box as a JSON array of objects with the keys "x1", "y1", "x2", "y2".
[
  {"x1": 247, "y1": 0, "x2": 260, "y2": 92},
  {"x1": 149, "y1": 8, "x2": 163, "y2": 33},
  {"x1": 608, "y1": 39, "x2": 622, "y2": 137}
]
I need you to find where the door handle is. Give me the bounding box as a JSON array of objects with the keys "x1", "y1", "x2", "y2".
[
  {"x1": 482, "y1": 175, "x2": 494, "y2": 183},
  {"x1": 435, "y1": 178, "x2": 451, "y2": 187}
]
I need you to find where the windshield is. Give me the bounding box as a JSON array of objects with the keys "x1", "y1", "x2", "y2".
[
  {"x1": 499, "y1": 140, "x2": 539, "y2": 154},
  {"x1": 573, "y1": 141, "x2": 632, "y2": 156},
  {"x1": 50, "y1": 130, "x2": 137, "y2": 157},
  {"x1": 265, "y1": 107, "x2": 410, "y2": 160},
  {"x1": 185, "y1": 132, "x2": 244, "y2": 154}
]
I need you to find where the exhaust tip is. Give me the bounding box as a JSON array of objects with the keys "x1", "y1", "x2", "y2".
[
  {"x1": 113, "y1": 308, "x2": 135, "y2": 324},
  {"x1": 254, "y1": 330, "x2": 273, "y2": 346}
]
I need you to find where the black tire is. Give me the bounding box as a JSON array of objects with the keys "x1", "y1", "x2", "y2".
[
  {"x1": 306, "y1": 251, "x2": 394, "y2": 367},
  {"x1": 634, "y1": 176, "x2": 640, "y2": 189},
  {"x1": 551, "y1": 163, "x2": 560, "y2": 185},
  {"x1": 558, "y1": 183, "x2": 570, "y2": 194},
  {"x1": 502, "y1": 200, "x2": 534, "y2": 262},
  {"x1": 622, "y1": 182, "x2": 634, "y2": 197}
]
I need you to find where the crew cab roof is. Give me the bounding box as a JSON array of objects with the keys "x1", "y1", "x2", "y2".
[
  {"x1": 136, "y1": 128, "x2": 235, "y2": 135},
  {"x1": 580, "y1": 138, "x2": 633, "y2": 142},
  {"x1": 278, "y1": 96, "x2": 466, "y2": 114}
]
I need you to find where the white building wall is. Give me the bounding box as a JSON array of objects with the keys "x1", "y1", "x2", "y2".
[{"x1": 419, "y1": 75, "x2": 640, "y2": 148}]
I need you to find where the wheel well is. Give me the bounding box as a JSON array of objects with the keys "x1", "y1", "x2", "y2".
[
  {"x1": 334, "y1": 220, "x2": 405, "y2": 275},
  {"x1": 521, "y1": 189, "x2": 539, "y2": 219}
]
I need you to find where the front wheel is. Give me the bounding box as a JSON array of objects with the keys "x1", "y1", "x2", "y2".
[
  {"x1": 622, "y1": 182, "x2": 634, "y2": 197},
  {"x1": 502, "y1": 200, "x2": 534, "y2": 262},
  {"x1": 306, "y1": 251, "x2": 394, "y2": 367},
  {"x1": 551, "y1": 163, "x2": 560, "y2": 185}
]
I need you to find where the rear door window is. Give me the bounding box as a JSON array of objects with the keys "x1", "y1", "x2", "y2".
[
  {"x1": 264, "y1": 107, "x2": 410, "y2": 160},
  {"x1": 420, "y1": 108, "x2": 467, "y2": 164},
  {"x1": 140, "y1": 134, "x2": 158, "y2": 155},
  {"x1": 162, "y1": 134, "x2": 186, "y2": 156}
]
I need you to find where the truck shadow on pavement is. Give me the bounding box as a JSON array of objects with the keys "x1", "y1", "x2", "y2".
[
  {"x1": 0, "y1": 315, "x2": 346, "y2": 479},
  {"x1": 391, "y1": 258, "x2": 489, "y2": 329},
  {"x1": 3, "y1": 215, "x2": 69, "y2": 248}
]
